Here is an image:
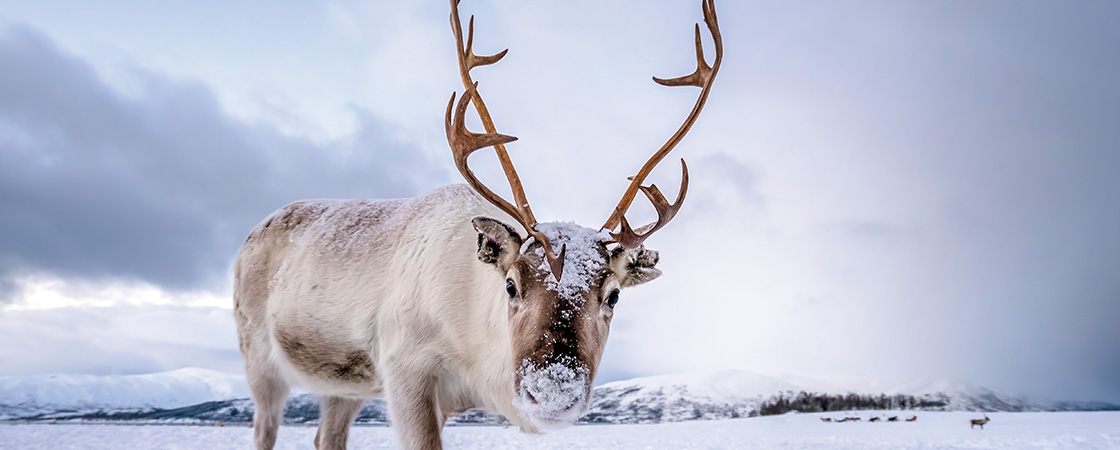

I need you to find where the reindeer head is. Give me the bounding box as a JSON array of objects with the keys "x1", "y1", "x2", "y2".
[
  {"x1": 471, "y1": 218, "x2": 662, "y2": 430},
  {"x1": 446, "y1": 0, "x2": 722, "y2": 432}
]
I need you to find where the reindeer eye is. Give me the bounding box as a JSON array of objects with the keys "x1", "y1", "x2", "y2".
[
  {"x1": 506, "y1": 279, "x2": 517, "y2": 298},
  {"x1": 606, "y1": 289, "x2": 620, "y2": 308}
]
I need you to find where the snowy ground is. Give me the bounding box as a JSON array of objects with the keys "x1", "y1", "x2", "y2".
[{"x1": 2, "y1": 411, "x2": 1117, "y2": 449}]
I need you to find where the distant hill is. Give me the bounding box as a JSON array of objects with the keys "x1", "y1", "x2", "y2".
[
  {"x1": 0, "y1": 368, "x2": 248, "y2": 420},
  {"x1": 1, "y1": 368, "x2": 1114, "y2": 424}
]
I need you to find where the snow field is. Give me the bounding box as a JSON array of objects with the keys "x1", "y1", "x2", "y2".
[{"x1": 1, "y1": 411, "x2": 1117, "y2": 449}]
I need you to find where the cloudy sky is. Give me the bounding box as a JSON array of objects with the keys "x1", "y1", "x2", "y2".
[{"x1": 1, "y1": 0, "x2": 1117, "y2": 403}]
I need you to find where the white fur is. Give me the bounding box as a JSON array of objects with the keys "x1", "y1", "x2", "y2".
[
  {"x1": 234, "y1": 183, "x2": 662, "y2": 450},
  {"x1": 234, "y1": 185, "x2": 537, "y2": 450}
]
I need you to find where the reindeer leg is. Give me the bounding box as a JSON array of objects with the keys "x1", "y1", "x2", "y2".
[
  {"x1": 315, "y1": 396, "x2": 364, "y2": 450},
  {"x1": 385, "y1": 367, "x2": 443, "y2": 450},
  {"x1": 246, "y1": 368, "x2": 289, "y2": 450}
]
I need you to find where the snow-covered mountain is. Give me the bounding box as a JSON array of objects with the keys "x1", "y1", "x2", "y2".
[
  {"x1": 878, "y1": 377, "x2": 1043, "y2": 412},
  {"x1": 583, "y1": 370, "x2": 799, "y2": 423},
  {"x1": 1, "y1": 368, "x2": 1114, "y2": 423},
  {"x1": 585, "y1": 369, "x2": 1120, "y2": 423},
  {"x1": 0, "y1": 368, "x2": 249, "y2": 420}
]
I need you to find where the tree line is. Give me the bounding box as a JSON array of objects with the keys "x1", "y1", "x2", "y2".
[{"x1": 759, "y1": 391, "x2": 947, "y2": 416}]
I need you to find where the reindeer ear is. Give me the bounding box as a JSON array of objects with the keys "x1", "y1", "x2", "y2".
[
  {"x1": 610, "y1": 246, "x2": 662, "y2": 288},
  {"x1": 472, "y1": 217, "x2": 523, "y2": 272}
]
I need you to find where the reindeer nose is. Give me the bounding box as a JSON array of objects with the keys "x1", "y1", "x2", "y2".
[
  {"x1": 521, "y1": 388, "x2": 580, "y2": 410},
  {"x1": 521, "y1": 385, "x2": 578, "y2": 411},
  {"x1": 518, "y1": 361, "x2": 588, "y2": 412}
]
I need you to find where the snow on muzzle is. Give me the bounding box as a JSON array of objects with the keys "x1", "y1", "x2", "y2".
[{"x1": 514, "y1": 359, "x2": 591, "y2": 432}]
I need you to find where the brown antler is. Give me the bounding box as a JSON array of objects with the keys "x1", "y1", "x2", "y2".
[
  {"x1": 446, "y1": 0, "x2": 566, "y2": 281},
  {"x1": 602, "y1": 0, "x2": 722, "y2": 248}
]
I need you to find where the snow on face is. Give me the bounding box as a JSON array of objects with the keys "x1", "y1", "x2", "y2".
[
  {"x1": 509, "y1": 222, "x2": 606, "y2": 431},
  {"x1": 514, "y1": 357, "x2": 590, "y2": 432},
  {"x1": 527, "y1": 222, "x2": 611, "y2": 303}
]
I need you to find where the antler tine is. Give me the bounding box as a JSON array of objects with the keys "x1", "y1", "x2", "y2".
[
  {"x1": 651, "y1": 23, "x2": 710, "y2": 88},
  {"x1": 465, "y1": 15, "x2": 508, "y2": 69},
  {"x1": 445, "y1": 86, "x2": 520, "y2": 220},
  {"x1": 610, "y1": 160, "x2": 689, "y2": 248},
  {"x1": 602, "y1": 0, "x2": 722, "y2": 245},
  {"x1": 449, "y1": 0, "x2": 566, "y2": 281}
]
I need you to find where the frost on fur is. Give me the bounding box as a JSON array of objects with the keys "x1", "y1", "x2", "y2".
[
  {"x1": 532, "y1": 222, "x2": 610, "y2": 303},
  {"x1": 514, "y1": 357, "x2": 590, "y2": 432}
]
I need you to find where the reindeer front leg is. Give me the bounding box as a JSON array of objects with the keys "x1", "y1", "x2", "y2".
[{"x1": 385, "y1": 359, "x2": 444, "y2": 450}]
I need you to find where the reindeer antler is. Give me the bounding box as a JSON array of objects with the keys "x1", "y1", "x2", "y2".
[
  {"x1": 446, "y1": 0, "x2": 566, "y2": 281},
  {"x1": 602, "y1": 0, "x2": 722, "y2": 248}
]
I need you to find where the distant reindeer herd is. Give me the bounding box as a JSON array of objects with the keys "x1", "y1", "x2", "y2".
[
  {"x1": 821, "y1": 414, "x2": 992, "y2": 429},
  {"x1": 821, "y1": 415, "x2": 912, "y2": 423}
]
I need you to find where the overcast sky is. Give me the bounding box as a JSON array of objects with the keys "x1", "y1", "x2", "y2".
[{"x1": 0, "y1": 0, "x2": 1117, "y2": 404}]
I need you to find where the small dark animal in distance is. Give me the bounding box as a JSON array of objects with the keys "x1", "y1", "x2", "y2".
[{"x1": 971, "y1": 416, "x2": 991, "y2": 429}]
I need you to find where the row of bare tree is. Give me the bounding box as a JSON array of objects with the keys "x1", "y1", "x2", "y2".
[{"x1": 759, "y1": 391, "x2": 947, "y2": 416}]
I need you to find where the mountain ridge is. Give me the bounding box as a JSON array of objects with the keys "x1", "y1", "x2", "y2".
[{"x1": 2, "y1": 368, "x2": 1115, "y2": 424}]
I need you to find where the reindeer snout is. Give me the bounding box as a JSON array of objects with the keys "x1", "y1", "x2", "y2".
[
  {"x1": 521, "y1": 383, "x2": 578, "y2": 411},
  {"x1": 519, "y1": 361, "x2": 587, "y2": 408},
  {"x1": 514, "y1": 360, "x2": 590, "y2": 431},
  {"x1": 521, "y1": 389, "x2": 580, "y2": 414}
]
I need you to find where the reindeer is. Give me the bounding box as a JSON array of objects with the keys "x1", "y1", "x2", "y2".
[
  {"x1": 906, "y1": 415, "x2": 917, "y2": 422},
  {"x1": 869, "y1": 416, "x2": 881, "y2": 422},
  {"x1": 887, "y1": 416, "x2": 899, "y2": 422},
  {"x1": 971, "y1": 416, "x2": 991, "y2": 429},
  {"x1": 232, "y1": 1, "x2": 723, "y2": 449}
]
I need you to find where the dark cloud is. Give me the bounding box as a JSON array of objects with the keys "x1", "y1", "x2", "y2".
[
  {"x1": 0, "y1": 25, "x2": 450, "y2": 298},
  {"x1": 0, "y1": 277, "x2": 16, "y2": 300}
]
